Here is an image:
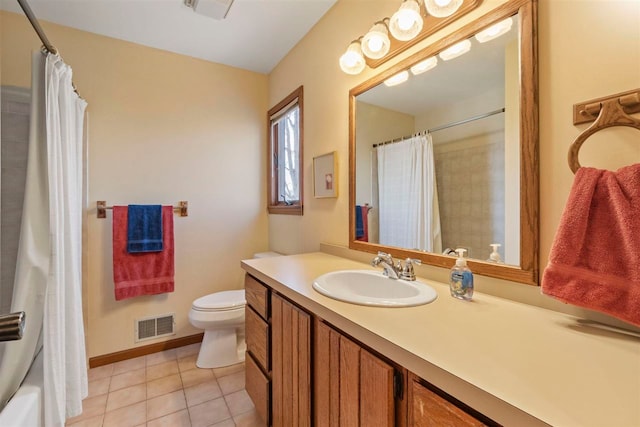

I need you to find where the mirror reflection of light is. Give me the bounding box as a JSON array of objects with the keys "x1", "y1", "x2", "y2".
[
  {"x1": 439, "y1": 39, "x2": 471, "y2": 61},
  {"x1": 362, "y1": 22, "x2": 391, "y2": 59},
  {"x1": 475, "y1": 17, "x2": 514, "y2": 43},
  {"x1": 389, "y1": 0, "x2": 423, "y2": 41},
  {"x1": 410, "y1": 56, "x2": 438, "y2": 75},
  {"x1": 339, "y1": 41, "x2": 366, "y2": 75},
  {"x1": 384, "y1": 70, "x2": 410, "y2": 87}
]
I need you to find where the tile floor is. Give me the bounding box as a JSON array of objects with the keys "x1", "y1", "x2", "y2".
[{"x1": 66, "y1": 343, "x2": 264, "y2": 427}]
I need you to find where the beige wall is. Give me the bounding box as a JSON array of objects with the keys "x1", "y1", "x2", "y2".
[
  {"x1": 2, "y1": 0, "x2": 639, "y2": 356},
  {"x1": 1, "y1": 11, "x2": 269, "y2": 357},
  {"x1": 268, "y1": 0, "x2": 640, "y2": 304}
]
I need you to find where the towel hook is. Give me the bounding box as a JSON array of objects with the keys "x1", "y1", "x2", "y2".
[{"x1": 568, "y1": 98, "x2": 640, "y2": 174}]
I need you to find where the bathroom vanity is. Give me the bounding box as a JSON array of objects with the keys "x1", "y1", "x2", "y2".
[{"x1": 242, "y1": 252, "x2": 640, "y2": 427}]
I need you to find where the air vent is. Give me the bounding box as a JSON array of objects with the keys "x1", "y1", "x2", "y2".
[
  {"x1": 135, "y1": 313, "x2": 175, "y2": 342},
  {"x1": 184, "y1": 0, "x2": 235, "y2": 20}
]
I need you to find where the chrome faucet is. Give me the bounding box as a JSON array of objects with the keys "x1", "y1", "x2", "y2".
[
  {"x1": 371, "y1": 252, "x2": 401, "y2": 279},
  {"x1": 372, "y1": 252, "x2": 422, "y2": 281}
]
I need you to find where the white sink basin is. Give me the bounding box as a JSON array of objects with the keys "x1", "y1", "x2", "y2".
[{"x1": 312, "y1": 270, "x2": 437, "y2": 307}]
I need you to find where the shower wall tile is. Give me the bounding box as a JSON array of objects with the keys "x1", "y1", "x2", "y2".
[
  {"x1": 435, "y1": 138, "x2": 505, "y2": 260},
  {"x1": 1, "y1": 93, "x2": 30, "y2": 314}
]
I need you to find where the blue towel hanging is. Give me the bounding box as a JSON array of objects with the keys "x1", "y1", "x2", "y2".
[
  {"x1": 355, "y1": 205, "x2": 364, "y2": 238},
  {"x1": 127, "y1": 205, "x2": 163, "y2": 253}
]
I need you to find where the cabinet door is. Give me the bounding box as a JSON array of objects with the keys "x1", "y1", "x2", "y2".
[
  {"x1": 271, "y1": 293, "x2": 311, "y2": 427},
  {"x1": 315, "y1": 319, "x2": 341, "y2": 427},
  {"x1": 360, "y1": 347, "x2": 395, "y2": 426},
  {"x1": 315, "y1": 320, "x2": 396, "y2": 427}
]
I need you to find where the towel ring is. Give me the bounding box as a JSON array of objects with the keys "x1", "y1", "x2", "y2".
[{"x1": 568, "y1": 98, "x2": 640, "y2": 174}]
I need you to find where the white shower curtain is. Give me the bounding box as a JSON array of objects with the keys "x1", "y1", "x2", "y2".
[
  {"x1": 0, "y1": 51, "x2": 89, "y2": 425},
  {"x1": 42, "y1": 52, "x2": 88, "y2": 426},
  {"x1": 0, "y1": 52, "x2": 49, "y2": 415},
  {"x1": 377, "y1": 134, "x2": 442, "y2": 252}
]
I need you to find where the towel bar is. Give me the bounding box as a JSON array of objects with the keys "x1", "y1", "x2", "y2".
[
  {"x1": 573, "y1": 88, "x2": 640, "y2": 125},
  {"x1": 97, "y1": 201, "x2": 188, "y2": 218}
]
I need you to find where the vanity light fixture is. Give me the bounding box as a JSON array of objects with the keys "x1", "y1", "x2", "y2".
[
  {"x1": 362, "y1": 20, "x2": 391, "y2": 59},
  {"x1": 339, "y1": 40, "x2": 366, "y2": 75},
  {"x1": 424, "y1": 0, "x2": 463, "y2": 18},
  {"x1": 389, "y1": 0, "x2": 423, "y2": 41},
  {"x1": 474, "y1": 17, "x2": 514, "y2": 43},
  {"x1": 439, "y1": 39, "x2": 471, "y2": 61},
  {"x1": 384, "y1": 70, "x2": 410, "y2": 87},
  {"x1": 338, "y1": 0, "x2": 482, "y2": 75},
  {"x1": 410, "y1": 56, "x2": 438, "y2": 75}
]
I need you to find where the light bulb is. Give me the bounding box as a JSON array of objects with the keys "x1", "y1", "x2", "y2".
[
  {"x1": 362, "y1": 22, "x2": 391, "y2": 59},
  {"x1": 339, "y1": 41, "x2": 366, "y2": 75},
  {"x1": 474, "y1": 17, "x2": 514, "y2": 43},
  {"x1": 389, "y1": 0, "x2": 423, "y2": 41},
  {"x1": 439, "y1": 39, "x2": 471, "y2": 61},
  {"x1": 410, "y1": 56, "x2": 438, "y2": 75},
  {"x1": 424, "y1": 0, "x2": 463, "y2": 18},
  {"x1": 384, "y1": 70, "x2": 409, "y2": 87}
]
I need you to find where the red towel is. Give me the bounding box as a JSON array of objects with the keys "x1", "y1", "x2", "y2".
[
  {"x1": 113, "y1": 205, "x2": 175, "y2": 301},
  {"x1": 541, "y1": 164, "x2": 640, "y2": 327}
]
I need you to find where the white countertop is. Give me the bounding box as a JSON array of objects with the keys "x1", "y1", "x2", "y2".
[{"x1": 241, "y1": 252, "x2": 640, "y2": 427}]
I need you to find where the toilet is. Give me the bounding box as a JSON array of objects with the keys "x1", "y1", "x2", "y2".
[{"x1": 188, "y1": 252, "x2": 281, "y2": 368}]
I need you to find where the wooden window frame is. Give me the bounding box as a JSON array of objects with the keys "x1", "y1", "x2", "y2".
[{"x1": 268, "y1": 86, "x2": 304, "y2": 215}]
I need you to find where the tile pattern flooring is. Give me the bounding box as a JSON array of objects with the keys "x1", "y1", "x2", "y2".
[{"x1": 66, "y1": 343, "x2": 264, "y2": 427}]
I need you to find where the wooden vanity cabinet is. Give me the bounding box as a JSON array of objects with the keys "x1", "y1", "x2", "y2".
[
  {"x1": 245, "y1": 274, "x2": 494, "y2": 427},
  {"x1": 314, "y1": 319, "x2": 406, "y2": 427},
  {"x1": 244, "y1": 274, "x2": 312, "y2": 426}
]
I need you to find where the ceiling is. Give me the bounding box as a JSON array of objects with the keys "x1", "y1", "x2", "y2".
[{"x1": 1, "y1": 0, "x2": 337, "y2": 74}]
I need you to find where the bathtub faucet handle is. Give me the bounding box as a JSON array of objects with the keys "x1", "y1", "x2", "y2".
[{"x1": 0, "y1": 311, "x2": 26, "y2": 342}]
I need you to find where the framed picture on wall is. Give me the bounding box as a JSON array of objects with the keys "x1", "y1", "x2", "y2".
[{"x1": 313, "y1": 151, "x2": 338, "y2": 198}]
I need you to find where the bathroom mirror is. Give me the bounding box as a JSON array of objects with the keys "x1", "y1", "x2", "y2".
[{"x1": 349, "y1": 0, "x2": 539, "y2": 285}]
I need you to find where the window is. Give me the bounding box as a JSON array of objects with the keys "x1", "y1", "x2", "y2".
[{"x1": 268, "y1": 86, "x2": 303, "y2": 215}]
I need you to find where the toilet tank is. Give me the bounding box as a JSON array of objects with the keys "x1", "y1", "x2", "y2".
[{"x1": 253, "y1": 252, "x2": 282, "y2": 259}]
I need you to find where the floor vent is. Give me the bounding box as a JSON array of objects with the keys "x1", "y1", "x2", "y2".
[{"x1": 135, "y1": 313, "x2": 175, "y2": 342}]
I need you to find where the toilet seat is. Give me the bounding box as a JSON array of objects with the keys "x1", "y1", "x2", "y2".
[{"x1": 192, "y1": 290, "x2": 246, "y2": 312}]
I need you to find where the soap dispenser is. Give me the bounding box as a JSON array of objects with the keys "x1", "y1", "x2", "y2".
[
  {"x1": 449, "y1": 248, "x2": 474, "y2": 300},
  {"x1": 487, "y1": 243, "x2": 502, "y2": 263}
]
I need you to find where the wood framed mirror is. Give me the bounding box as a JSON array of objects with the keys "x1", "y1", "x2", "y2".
[{"x1": 349, "y1": 0, "x2": 539, "y2": 285}]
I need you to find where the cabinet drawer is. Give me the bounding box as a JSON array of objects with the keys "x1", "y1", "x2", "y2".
[
  {"x1": 246, "y1": 306, "x2": 269, "y2": 370},
  {"x1": 411, "y1": 380, "x2": 486, "y2": 427},
  {"x1": 245, "y1": 274, "x2": 269, "y2": 320},
  {"x1": 246, "y1": 352, "x2": 270, "y2": 426}
]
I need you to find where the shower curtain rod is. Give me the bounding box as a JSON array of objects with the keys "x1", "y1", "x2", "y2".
[
  {"x1": 373, "y1": 107, "x2": 506, "y2": 148},
  {"x1": 17, "y1": 0, "x2": 83, "y2": 98},
  {"x1": 17, "y1": 0, "x2": 57, "y2": 54}
]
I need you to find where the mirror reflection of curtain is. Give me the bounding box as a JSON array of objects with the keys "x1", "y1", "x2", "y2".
[{"x1": 376, "y1": 134, "x2": 442, "y2": 252}]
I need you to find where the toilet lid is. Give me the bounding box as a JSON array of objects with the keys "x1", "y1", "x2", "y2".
[{"x1": 192, "y1": 290, "x2": 246, "y2": 311}]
